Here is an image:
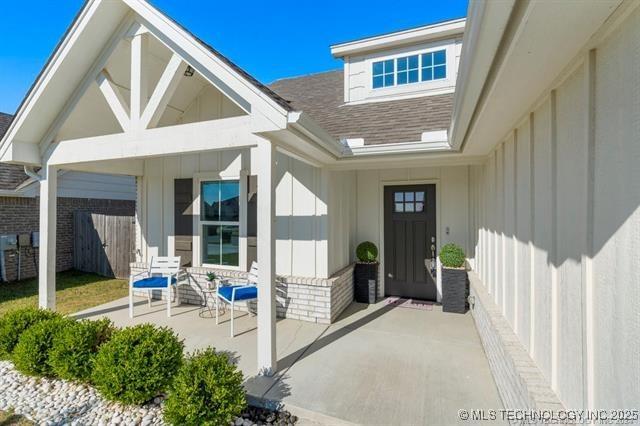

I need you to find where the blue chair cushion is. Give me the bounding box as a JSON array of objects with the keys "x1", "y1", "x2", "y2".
[
  {"x1": 133, "y1": 276, "x2": 177, "y2": 289},
  {"x1": 218, "y1": 285, "x2": 257, "y2": 301}
]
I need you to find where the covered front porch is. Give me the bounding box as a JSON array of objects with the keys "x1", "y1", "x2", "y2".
[{"x1": 74, "y1": 295, "x2": 504, "y2": 425}]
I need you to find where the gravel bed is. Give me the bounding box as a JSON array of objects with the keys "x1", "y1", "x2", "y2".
[
  {"x1": 0, "y1": 361, "x2": 297, "y2": 426},
  {"x1": 0, "y1": 361, "x2": 163, "y2": 426}
]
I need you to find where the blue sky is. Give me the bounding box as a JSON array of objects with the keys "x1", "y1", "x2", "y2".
[{"x1": 0, "y1": 0, "x2": 468, "y2": 114}]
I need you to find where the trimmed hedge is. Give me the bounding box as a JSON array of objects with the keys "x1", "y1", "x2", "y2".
[
  {"x1": 49, "y1": 318, "x2": 114, "y2": 382},
  {"x1": 439, "y1": 243, "x2": 466, "y2": 268},
  {"x1": 164, "y1": 348, "x2": 246, "y2": 426},
  {"x1": 0, "y1": 308, "x2": 59, "y2": 360},
  {"x1": 92, "y1": 324, "x2": 184, "y2": 404},
  {"x1": 356, "y1": 241, "x2": 378, "y2": 263},
  {"x1": 12, "y1": 317, "x2": 74, "y2": 377}
]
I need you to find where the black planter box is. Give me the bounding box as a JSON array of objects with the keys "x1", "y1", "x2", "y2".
[
  {"x1": 354, "y1": 263, "x2": 378, "y2": 304},
  {"x1": 442, "y1": 267, "x2": 469, "y2": 314}
]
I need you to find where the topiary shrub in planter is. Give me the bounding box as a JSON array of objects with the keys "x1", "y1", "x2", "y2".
[
  {"x1": 0, "y1": 307, "x2": 59, "y2": 360},
  {"x1": 164, "y1": 348, "x2": 246, "y2": 426},
  {"x1": 354, "y1": 241, "x2": 379, "y2": 304},
  {"x1": 92, "y1": 324, "x2": 184, "y2": 405},
  {"x1": 12, "y1": 316, "x2": 74, "y2": 377},
  {"x1": 439, "y1": 243, "x2": 469, "y2": 314},
  {"x1": 49, "y1": 318, "x2": 114, "y2": 382}
]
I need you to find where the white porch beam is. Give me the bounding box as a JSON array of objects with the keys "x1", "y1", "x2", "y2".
[
  {"x1": 140, "y1": 53, "x2": 184, "y2": 129},
  {"x1": 39, "y1": 165, "x2": 57, "y2": 310},
  {"x1": 47, "y1": 116, "x2": 256, "y2": 165},
  {"x1": 130, "y1": 31, "x2": 149, "y2": 131},
  {"x1": 96, "y1": 71, "x2": 131, "y2": 132},
  {"x1": 256, "y1": 139, "x2": 277, "y2": 375}
]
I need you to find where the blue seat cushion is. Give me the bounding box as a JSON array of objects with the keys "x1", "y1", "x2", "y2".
[
  {"x1": 133, "y1": 276, "x2": 177, "y2": 289},
  {"x1": 218, "y1": 285, "x2": 257, "y2": 301}
]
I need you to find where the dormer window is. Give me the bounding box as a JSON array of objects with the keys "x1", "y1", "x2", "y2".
[
  {"x1": 372, "y1": 60, "x2": 395, "y2": 88},
  {"x1": 397, "y1": 55, "x2": 419, "y2": 85},
  {"x1": 371, "y1": 48, "x2": 447, "y2": 89},
  {"x1": 421, "y1": 50, "x2": 446, "y2": 81}
]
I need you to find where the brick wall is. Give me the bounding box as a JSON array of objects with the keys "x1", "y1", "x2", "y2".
[
  {"x1": 468, "y1": 272, "x2": 565, "y2": 414},
  {"x1": 0, "y1": 196, "x2": 134, "y2": 282},
  {"x1": 130, "y1": 263, "x2": 355, "y2": 324}
]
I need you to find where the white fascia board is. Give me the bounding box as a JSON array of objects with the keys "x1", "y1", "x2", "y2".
[
  {"x1": 331, "y1": 19, "x2": 466, "y2": 58},
  {"x1": 343, "y1": 140, "x2": 452, "y2": 157},
  {"x1": 449, "y1": 0, "x2": 516, "y2": 151}
]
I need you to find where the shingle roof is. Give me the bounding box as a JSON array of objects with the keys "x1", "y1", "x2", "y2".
[
  {"x1": 0, "y1": 113, "x2": 29, "y2": 191},
  {"x1": 268, "y1": 70, "x2": 453, "y2": 145}
]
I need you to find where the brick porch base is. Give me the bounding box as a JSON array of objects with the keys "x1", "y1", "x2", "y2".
[{"x1": 130, "y1": 263, "x2": 355, "y2": 324}]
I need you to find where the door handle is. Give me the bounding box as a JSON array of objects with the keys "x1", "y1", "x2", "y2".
[{"x1": 387, "y1": 273, "x2": 393, "y2": 278}]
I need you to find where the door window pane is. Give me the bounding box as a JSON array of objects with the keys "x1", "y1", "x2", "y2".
[
  {"x1": 394, "y1": 191, "x2": 426, "y2": 213},
  {"x1": 202, "y1": 225, "x2": 239, "y2": 266}
]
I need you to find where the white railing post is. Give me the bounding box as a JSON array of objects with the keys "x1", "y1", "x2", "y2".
[
  {"x1": 38, "y1": 164, "x2": 57, "y2": 310},
  {"x1": 256, "y1": 138, "x2": 277, "y2": 375}
]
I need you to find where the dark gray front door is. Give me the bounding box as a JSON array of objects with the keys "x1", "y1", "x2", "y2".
[{"x1": 384, "y1": 184, "x2": 437, "y2": 300}]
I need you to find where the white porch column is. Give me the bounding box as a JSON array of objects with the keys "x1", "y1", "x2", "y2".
[
  {"x1": 38, "y1": 165, "x2": 57, "y2": 310},
  {"x1": 256, "y1": 139, "x2": 277, "y2": 375}
]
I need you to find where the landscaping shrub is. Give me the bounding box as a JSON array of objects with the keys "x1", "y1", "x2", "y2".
[
  {"x1": 12, "y1": 317, "x2": 74, "y2": 377},
  {"x1": 439, "y1": 243, "x2": 466, "y2": 268},
  {"x1": 164, "y1": 348, "x2": 246, "y2": 426},
  {"x1": 0, "y1": 307, "x2": 59, "y2": 360},
  {"x1": 92, "y1": 324, "x2": 184, "y2": 404},
  {"x1": 49, "y1": 318, "x2": 114, "y2": 382},
  {"x1": 356, "y1": 241, "x2": 378, "y2": 263}
]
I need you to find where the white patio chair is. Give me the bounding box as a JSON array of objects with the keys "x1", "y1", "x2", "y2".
[
  {"x1": 216, "y1": 261, "x2": 259, "y2": 337},
  {"x1": 129, "y1": 256, "x2": 185, "y2": 318}
]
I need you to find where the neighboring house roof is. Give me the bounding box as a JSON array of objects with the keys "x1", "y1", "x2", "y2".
[
  {"x1": 269, "y1": 70, "x2": 454, "y2": 145},
  {"x1": 0, "y1": 113, "x2": 29, "y2": 190}
]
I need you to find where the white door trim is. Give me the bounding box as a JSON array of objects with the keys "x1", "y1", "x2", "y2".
[{"x1": 378, "y1": 178, "x2": 442, "y2": 302}]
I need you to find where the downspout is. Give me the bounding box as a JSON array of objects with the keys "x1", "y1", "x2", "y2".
[
  {"x1": 23, "y1": 166, "x2": 43, "y2": 282},
  {"x1": 24, "y1": 166, "x2": 41, "y2": 181}
]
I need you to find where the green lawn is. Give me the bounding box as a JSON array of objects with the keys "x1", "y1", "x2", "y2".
[
  {"x1": 0, "y1": 409, "x2": 33, "y2": 425},
  {"x1": 0, "y1": 270, "x2": 128, "y2": 316}
]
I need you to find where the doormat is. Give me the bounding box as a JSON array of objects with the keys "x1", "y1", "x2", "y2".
[{"x1": 384, "y1": 297, "x2": 435, "y2": 311}]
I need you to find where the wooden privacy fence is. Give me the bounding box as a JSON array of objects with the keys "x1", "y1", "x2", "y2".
[{"x1": 73, "y1": 212, "x2": 135, "y2": 279}]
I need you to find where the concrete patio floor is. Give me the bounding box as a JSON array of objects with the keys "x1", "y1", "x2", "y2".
[{"x1": 76, "y1": 297, "x2": 504, "y2": 425}]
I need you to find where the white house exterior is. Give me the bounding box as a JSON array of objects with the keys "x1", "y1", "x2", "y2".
[{"x1": 1, "y1": 0, "x2": 638, "y2": 413}]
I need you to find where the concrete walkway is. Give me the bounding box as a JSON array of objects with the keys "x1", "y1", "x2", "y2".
[{"x1": 76, "y1": 297, "x2": 504, "y2": 425}]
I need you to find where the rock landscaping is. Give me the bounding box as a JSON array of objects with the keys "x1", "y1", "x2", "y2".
[{"x1": 0, "y1": 361, "x2": 163, "y2": 426}]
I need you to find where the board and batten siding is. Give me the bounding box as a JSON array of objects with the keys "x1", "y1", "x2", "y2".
[
  {"x1": 470, "y1": 5, "x2": 640, "y2": 411},
  {"x1": 137, "y1": 149, "x2": 332, "y2": 279}
]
